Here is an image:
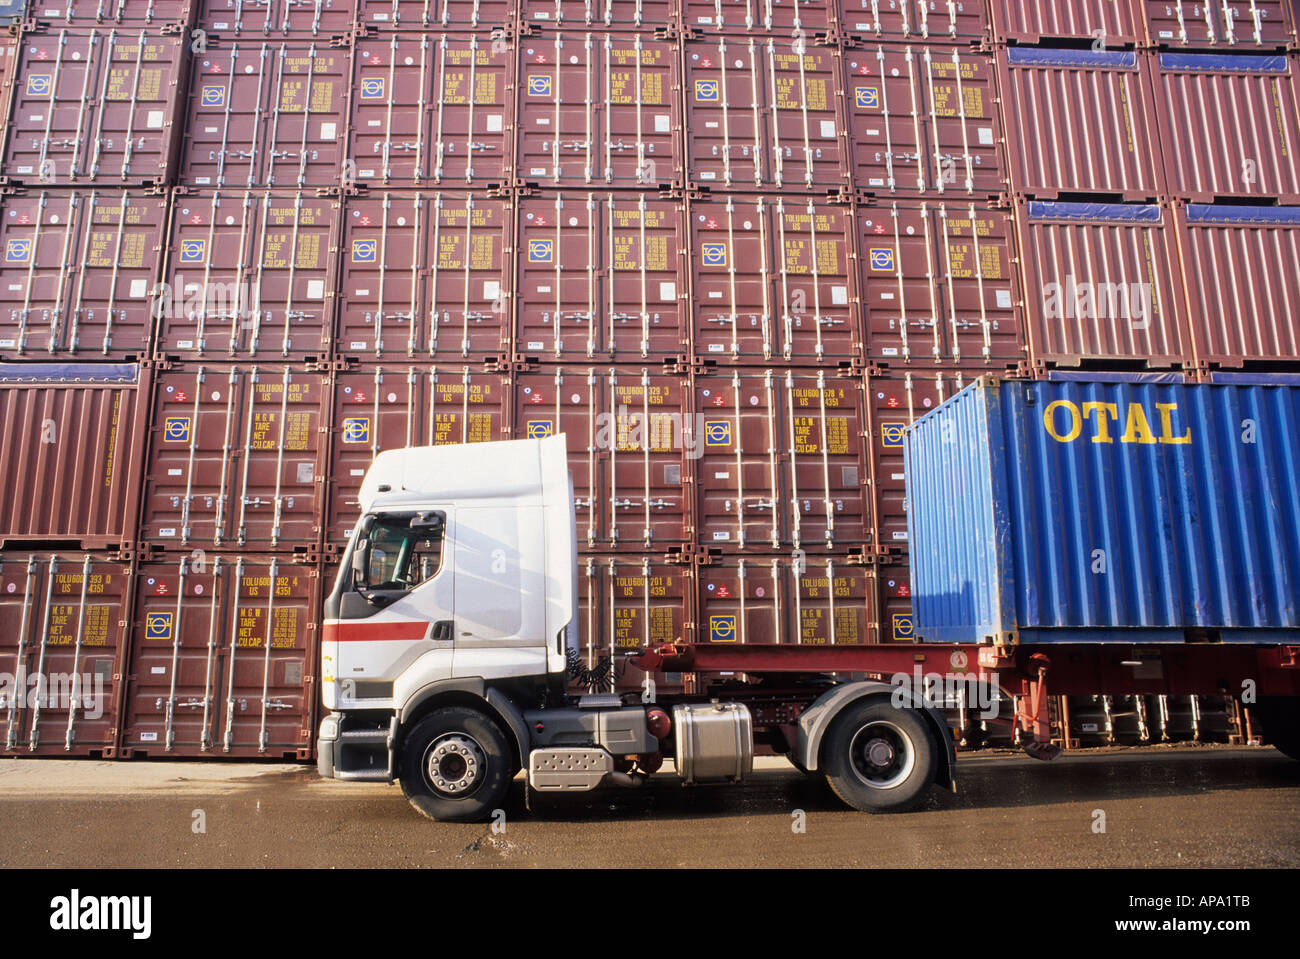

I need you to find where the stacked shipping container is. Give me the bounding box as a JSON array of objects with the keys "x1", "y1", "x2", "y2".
[{"x1": 0, "y1": 0, "x2": 1294, "y2": 758}]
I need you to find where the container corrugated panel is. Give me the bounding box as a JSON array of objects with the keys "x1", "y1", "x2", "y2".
[
  {"x1": 1178, "y1": 203, "x2": 1300, "y2": 367},
  {"x1": 693, "y1": 368, "x2": 870, "y2": 550},
  {"x1": 1151, "y1": 53, "x2": 1300, "y2": 203},
  {"x1": 140, "y1": 363, "x2": 329, "y2": 552},
  {"x1": 843, "y1": 44, "x2": 1005, "y2": 198},
  {"x1": 337, "y1": 191, "x2": 512, "y2": 362},
  {"x1": 0, "y1": 362, "x2": 149, "y2": 549},
  {"x1": 678, "y1": 0, "x2": 837, "y2": 35},
  {"x1": 122, "y1": 555, "x2": 318, "y2": 758},
  {"x1": 195, "y1": 0, "x2": 354, "y2": 35},
  {"x1": 1140, "y1": 0, "x2": 1296, "y2": 50},
  {"x1": 2, "y1": 27, "x2": 190, "y2": 187},
  {"x1": 695, "y1": 556, "x2": 876, "y2": 644},
  {"x1": 683, "y1": 38, "x2": 849, "y2": 193},
  {"x1": 178, "y1": 40, "x2": 353, "y2": 189},
  {"x1": 515, "y1": 192, "x2": 687, "y2": 361},
  {"x1": 0, "y1": 553, "x2": 132, "y2": 756},
  {"x1": 356, "y1": 0, "x2": 515, "y2": 29},
  {"x1": 325, "y1": 365, "x2": 511, "y2": 549},
  {"x1": 31, "y1": 0, "x2": 196, "y2": 27},
  {"x1": 988, "y1": 0, "x2": 1143, "y2": 46},
  {"x1": 515, "y1": 365, "x2": 693, "y2": 548},
  {"x1": 906, "y1": 378, "x2": 1300, "y2": 643},
  {"x1": 0, "y1": 188, "x2": 166, "y2": 359},
  {"x1": 1016, "y1": 201, "x2": 1193, "y2": 369},
  {"x1": 516, "y1": 32, "x2": 682, "y2": 189},
  {"x1": 998, "y1": 48, "x2": 1163, "y2": 200},
  {"x1": 838, "y1": 0, "x2": 988, "y2": 42},
  {"x1": 348, "y1": 33, "x2": 514, "y2": 187},
  {"x1": 689, "y1": 193, "x2": 858, "y2": 363},
  {"x1": 859, "y1": 200, "x2": 1025, "y2": 365},
  {"x1": 156, "y1": 190, "x2": 340, "y2": 360}
]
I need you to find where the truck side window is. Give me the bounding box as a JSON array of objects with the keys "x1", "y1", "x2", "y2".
[{"x1": 364, "y1": 519, "x2": 443, "y2": 592}]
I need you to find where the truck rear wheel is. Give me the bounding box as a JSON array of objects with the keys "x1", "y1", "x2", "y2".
[
  {"x1": 822, "y1": 700, "x2": 938, "y2": 813},
  {"x1": 1255, "y1": 697, "x2": 1300, "y2": 761},
  {"x1": 399, "y1": 707, "x2": 513, "y2": 822}
]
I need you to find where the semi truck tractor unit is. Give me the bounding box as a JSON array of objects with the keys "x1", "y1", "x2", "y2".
[{"x1": 317, "y1": 378, "x2": 1300, "y2": 822}]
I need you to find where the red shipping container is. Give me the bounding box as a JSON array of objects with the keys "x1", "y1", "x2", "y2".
[
  {"x1": 1178, "y1": 203, "x2": 1300, "y2": 367},
  {"x1": 690, "y1": 193, "x2": 859, "y2": 363},
  {"x1": 28, "y1": 0, "x2": 197, "y2": 27},
  {"x1": 693, "y1": 368, "x2": 870, "y2": 549},
  {"x1": 695, "y1": 555, "x2": 876, "y2": 644},
  {"x1": 0, "y1": 553, "x2": 132, "y2": 756},
  {"x1": 195, "y1": 0, "x2": 354, "y2": 35},
  {"x1": 516, "y1": 32, "x2": 682, "y2": 189},
  {"x1": 156, "y1": 190, "x2": 340, "y2": 360},
  {"x1": 0, "y1": 188, "x2": 165, "y2": 359},
  {"x1": 0, "y1": 362, "x2": 149, "y2": 550},
  {"x1": 515, "y1": 365, "x2": 694, "y2": 548},
  {"x1": 122, "y1": 554, "x2": 318, "y2": 758},
  {"x1": 1151, "y1": 52, "x2": 1300, "y2": 203},
  {"x1": 857, "y1": 200, "x2": 1025, "y2": 365},
  {"x1": 838, "y1": 0, "x2": 988, "y2": 42},
  {"x1": 179, "y1": 40, "x2": 353, "y2": 189},
  {"x1": 1140, "y1": 0, "x2": 1295, "y2": 49},
  {"x1": 678, "y1": 0, "x2": 838, "y2": 35},
  {"x1": 843, "y1": 43, "x2": 1006, "y2": 197},
  {"x1": 356, "y1": 0, "x2": 515, "y2": 29},
  {"x1": 326, "y1": 364, "x2": 511, "y2": 548},
  {"x1": 989, "y1": 0, "x2": 1143, "y2": 46},
  {"x1": 998, "y1": 48, "x2": 1164, "y2": 200},
  {"x1": 140, "y1": 363, "x2": 330, "y2": 551},
  {"x1": 683, "y1": 37, "x2": 849, "y2": 193},
  {"x1": 337, "y1": 191, "x2": 512, "y2": 361},
  {"x1": 1, "y1": 27, "x2": 189, "y2": 187},
  {"x1": 1015, "y1": 200, "x2": 1193, "y2": 369},
  {"x1": 349, "y1": 32, "x2": 515, "y2": 187},
  {"x1": 515, "y1": 192, "x2": 687, "y2": 360}
]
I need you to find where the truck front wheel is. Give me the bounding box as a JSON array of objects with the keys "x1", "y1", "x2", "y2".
[
  {"x1": 822, "y1": 700, "x2": 938, "y2": 813},
  {"x1": 399, "y1": 707, "x2": 513, "y2": 822}
]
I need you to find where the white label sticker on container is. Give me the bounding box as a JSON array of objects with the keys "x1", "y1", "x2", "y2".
[
  {"x1": 350, "y1": 342, "x2": 367, "y2": 350},
  {"x1": 527, "y1": 341, "x2": 544, "y2": 349},
  {"x1": 530, "y1": 167, "x2": 548, "y2": 175},
  {"x1": 194, "y1": 177, "x2": 211, "y2": 185},
  {"x1": 151, "y1": 667, "x2": 166, "y2": 675},
  {"x1": 892, "y1": 531, "x2": 908, "y2": 541},
  {"x1": 0, "y1": 339, "x2": 13, "y2": 348},
  {"x1": 159, "y1": 528, "x2": 177, "y2": 537},
  {"x1": 320, "y1": 122, "x2": 336, "y2": 140},
  {"x1": 176, "y1": 340, "x2": 194, "y2": 349},
  {"x1": 360, "y1": 168, "x2": 376, "y2": 178},
  {"x1": 168, "y1": 468, "x2": 183, "y2": 476},
  {"x1": 351, "y1": 469, "x2": 365, "y2": 476},
  {"x1": 146, "y1": 110, "x2": 164, "y2": 129},
  {"x1": 714, "y1": 472, "x2": 730, "y2": 480},
  {"x1": 306, "y1": 280, "x2": 324, "y2": 299},
  {"x1": 483, "y1": 280, "x2": 500, "y2": 300},
  {"x1": 868, "y1": 177, "x2": 884, "y2": 186},
  {"x1": 831, "y1": 286, "x2": 847, "y2": 305},
  {"x1": 355, "y1": 288, "x2": 369, "y2": 297},
  {"x1": 130, "y1": 279, "x2": 147, "y2": 297},
  {"x1": 708, "y1": 291, "x2": 722, "y2": 298},
  {"x1": 537, "y1": 284, "x2": 552, "y2": 293},
  {"x1": 655, "y1": 114, "x2": 670, "y2": 133},
  {"x1": 863, "y1": 127, "x2": 880, "y2": 137},
  {"x1": 297, "y1": 463, "x2": 314, "y2": 484},
  {"x1": 978, "y1": 127, "x2": 994, "y2": 146},
  {"x1": 881, "y1": 347, "x2": 899, "y2": 356},
  {"x1": 708, "y1": 342, "x2": 725, "y2": 351},
  {"x1": 880, "y1": 291, "x2": 895, "y2": 301},
  {"x1": 487, "y1": 115, "x2": 502, "y2": 132},
  {"x1": 536, "y1": 116, "x2": 550, "y2": 125},
  {"x1": 705, "y1": 121, "x2": 719, "y2": 129},
  {"x1": 204, "y1": 126, "x2": 219, "y2": 134},
  {"x1": 996, "y1": 289, "x2": 1012, "y2": 309},
  {"x1": 712, "y1": 532, "x2": 730, "y2": 540},
  {"x1": 367, "y1": 119, "x2": 382, "y2": 127},
  {"x1": 820, "y1": 120, "x2": 836, "y2": 138},
  {"x1": 372, "y1": 12, "x2": 389, "y2": 19},
  {"x1": 701, "y1": 171, "x2": 716, "y2": 179},
  {"x1": 16, "y1": 164, "x2": 33, "y2": 174},
  {"x1": 893, "y1": 472, "x2": 905, "y2": 481},
  {"x1": 659, "y1": 282, "x2": 675, "y2": 300},
  {"x1": 140, "y1": 732, "x2": 159, "y2": 741}
]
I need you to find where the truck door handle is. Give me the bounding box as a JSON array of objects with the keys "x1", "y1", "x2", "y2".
[{"x1": 432, "y1": 620, "x2": 454, "y2": 643}]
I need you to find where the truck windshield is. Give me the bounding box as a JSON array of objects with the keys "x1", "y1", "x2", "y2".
[{"x1": 364, "y1": 519, "x2": 443, "y2": 592}]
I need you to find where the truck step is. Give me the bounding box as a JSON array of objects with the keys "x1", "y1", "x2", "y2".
[
  {"x1": 335, "y1": 768, "x2": 391, "y2": 783},
  {"x1": 339, "y1": 728, "x2": 389, "y2": 744}
]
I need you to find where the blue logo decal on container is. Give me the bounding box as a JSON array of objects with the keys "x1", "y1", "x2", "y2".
[
  {"x1": 855, "y1": 86, "x2": 880, "y2": 109},
  {"x1": 880, "y1": 423, "x2": 906, "y2": 449},
  {"x1": 351, "y1": 239, "x2": 377, "y2": 263},
  {"x1": 709, "y1": 615, "x2": 737, "y2": 642},
  {"x1": 892, "y1": 613, "x2": 914, "y2": 641},
  {"x1": 704, "y1": 420, "x2": 731, "y2": 447},
  {"x1": 342, "y1": 417, "x2": 370, "y2": 444},
  {"x1": 700, "y1": 242, "x2": 727, "y2": 267},
  {"x1": 528, "y1": 238, "x2": 553, "y2": 263},
  {"x1": 694, "y1": 78, "x2": 719, "y2": 102},
  {"x1": 179, "y1": 239, "x2": 206, "y2": 264},
  {"x1": 163, "y1": 416, "x2": 191, "y2": 443},
  {"x1": 145, "y1": 612, "x2": 174, "y2": 640},
  {"x1": 360, "y1": 77, "x2": 385, "y2": 100},
  {"x1": 26, "y1": 75, "x2": 52, "y2": 97},
  {"x1": 4, "y1": 238, "x2": 32, "y2": 262},
  {"x1": 527, "y1": 75, "x2": 552, "y2": 97},
  {"x1": 869, "y1": 248, "x2": 895, "y2": 272},
  {"x1": 201, "y1": 85, "x2": 226, "y2": 107},
  {"x1": 526, "y1": 420, "x2": 554, "y2": 439}
]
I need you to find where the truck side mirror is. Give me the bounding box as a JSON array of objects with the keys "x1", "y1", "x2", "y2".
[
  {"x1": 351, "y1": 538, "x2": 371, "y2": 588},
  {"x1": 411, "y1": 510, "x2": 445, "y2": 535}
]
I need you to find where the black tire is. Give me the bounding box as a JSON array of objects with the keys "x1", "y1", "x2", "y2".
[
  {"x1": 1255, "y1": 697, "x2": 1300, "y2": 761},
  {"x1": 398, "y1": 707, "x2": 513, "y2": 822},
  {"x1": 822, "y1": 699, "x2": 938, "y2": 813}
]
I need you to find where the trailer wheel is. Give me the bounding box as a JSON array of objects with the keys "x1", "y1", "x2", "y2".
[
  {"x1": 399, "y1": 707, "x2": 513, "y2": 822},
  {"x1": 822, "y1": 700, "x2": 938, "y2": 813},
  {"x1": 1255, "y1": 698, "x2": 1300, "y2": 762}
]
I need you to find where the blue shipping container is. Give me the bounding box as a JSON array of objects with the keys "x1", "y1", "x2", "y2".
[{"x1": 905, "y1": 378, "x2": 1300, "y2": 645}]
